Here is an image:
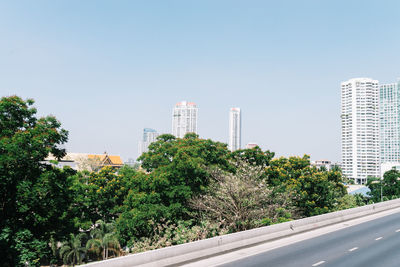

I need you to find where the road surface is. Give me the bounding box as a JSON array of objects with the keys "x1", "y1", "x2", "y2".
[{"x1": 220, "y1": 211, "x2": 400, "y2": 267}]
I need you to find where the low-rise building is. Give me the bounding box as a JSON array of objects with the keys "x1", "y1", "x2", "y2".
[
  {"x1": 311, "y1": 160, "x2": 332, "y2": 170},
  {"x1": 310, "y1": 160, "x2": 341, "y2": 171},
  {"x1": 45, "y1": 152, "x2": 123, "y2": 171},
  {"x1": 245, "y1": 143, "x2": 258, "y2": 149}
]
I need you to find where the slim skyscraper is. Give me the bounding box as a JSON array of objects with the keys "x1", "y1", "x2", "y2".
[
  {"x1": 341, "y1": 78, "x2": 380, "y2": 184},
  {"x1": 138, "y1": 128, "x2": 159, "y2": 157},
  {"x1": 380, "y1": 79, "x2": 400, "y2": 163},
  {"x1": 172, "y1": 101, "x2": 198, "y2": 138},
  {"x1": 229, "y1": 107, "x2": 241, "y2": 151}
]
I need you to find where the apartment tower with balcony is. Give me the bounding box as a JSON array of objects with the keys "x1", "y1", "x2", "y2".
[
  {"x1": 172, "y1": 101, "x2": 198, "y2": 138},
  {"x1": 380, "y1": 79, "x2": 400, "y2": 164},
  {"x1": 341, "y1": 78, "x2": 380, "y2": 184},
  {"x1": 228, "y1": 107, "x2": 241, "y2": 151}
]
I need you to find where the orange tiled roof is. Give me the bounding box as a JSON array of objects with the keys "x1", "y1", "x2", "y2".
[
  {"x1": 108, "y1": 155, "x2": 123, "y2": 165},
  {"x1": 88, "y1": 154, "x2": 106, "y2": 161},
  {"x1": 88, "y1": 154, "x2": 123, "y2": 166}
]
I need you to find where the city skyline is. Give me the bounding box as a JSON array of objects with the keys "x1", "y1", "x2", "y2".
[{"x1": 2, "y1": 1, "x2": 400, "y2": 161}]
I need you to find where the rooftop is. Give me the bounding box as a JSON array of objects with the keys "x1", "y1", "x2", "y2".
[{"x1": 176, "y1": 101, "x2": 196, "y2": 106}]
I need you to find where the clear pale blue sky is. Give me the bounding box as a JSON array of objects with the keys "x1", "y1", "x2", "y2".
[{"x1": 1, "y1": 0, "x2": 399, "y2": 161}]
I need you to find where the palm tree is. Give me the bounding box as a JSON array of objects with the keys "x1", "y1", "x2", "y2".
[
  {"x1": 86, "y1": 220, "x2": 120, "y2": 260},
  {"x1": 59, "y1": 233, "x2": 87, "y2": 266}
]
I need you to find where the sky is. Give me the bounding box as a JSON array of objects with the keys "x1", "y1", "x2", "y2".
[{"x1": 1, "y1": 0, "x2": 400, "y2": 162}]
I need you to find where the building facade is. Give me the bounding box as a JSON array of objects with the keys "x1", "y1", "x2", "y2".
[
  {"x1": 380, "y1": 80, "x2": 400, "y2": 163},
  {"x1": 229, "y1": 107, "x2": 241, "y2": 151},
  {"x1": 172, "y1": 101, "x2": 198, "y2": 138},
  {"x1": 138, "y1": 128, "x2": 159, "y2": 156},
  {"x1": 310, "y1": 160, "x2": 341, "y2": 171},
  {"x1": 341, "y1": 78, "x2": 380, "y2": 184}
]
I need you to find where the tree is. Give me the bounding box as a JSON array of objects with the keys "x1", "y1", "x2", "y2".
[
  {"x1": 10, "y1": 229, "x2": 49, "y2": 267},
  {"x1": 59, "y1": 233, "x2": 87, "y2": 266},
  {"x1": 117, "y1": 133, "x2": 231, "y2": 245},
  {"x1": 0, "y1": 96, "x2": 69, "y2": 266},
  {"x1": 190, "y1": 161, "x2": 297, "y2": 232},
  {"x1": 229, "y1": 146, "x2": 274, "y2": 168},
  {"x1": 70, "y1": 166, "x2": 132, "y2": 230},
  {"x1": 367, "y1": 169, "x2": 400, "y2": 202},
  {"x1": 86, "y1": 220, "x2": 120, "y2": 260},
  {"x1": 265, "y1": 155, "x2": 347, "y2": 216},
  {"x1": 16, "y1": 166, "x2": 77, "y2": 241}
]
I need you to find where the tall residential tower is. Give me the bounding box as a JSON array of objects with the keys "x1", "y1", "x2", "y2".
[
  {"x1": 380, "y1": 79, "x2": 400, "y2": 163},
  {"x1": 341, "y1": 78, "x2": 380, "y2": 184},
  {"x1": 172, "y1": 101, "x2": 198, "y2": 138},
  {"x1": 229, "y1": 108, "x2": 241, "y2": 151}
]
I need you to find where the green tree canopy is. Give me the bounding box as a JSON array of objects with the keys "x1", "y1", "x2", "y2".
[
  {"x1": 229, "y1": 146, "x2": 275, "y2": 168},
  {"x1": 70, "y1": 166, "x2": 131, "y2": 229},
  {"x1": 117, "y1": 133, "x2": 231, "y2": 245},
  {"x1": 265, "y1": 155, "x2": 347, "y2": 216},
  {"x1": 0, "y1": 96, "x2": 69, "y2": 266},
  {"x1": 367, "y1": 169, "x2": 400, "y2": 202}
]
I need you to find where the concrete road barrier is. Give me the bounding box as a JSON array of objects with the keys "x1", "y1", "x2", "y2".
[{"x1": 83, "y1": 198, "x2": 400, "y2": 267}]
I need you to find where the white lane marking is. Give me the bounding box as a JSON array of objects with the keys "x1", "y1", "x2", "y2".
[
  {"x1": 348, "y1": 247, "x2": 358, "y2": 252},
  {"x1": 375, "y1": 237, "x2": 383, "y2": 240},
  {"x1": 396, "y1": 229, "x2": 400, "y2": 232},
  {"x1": 312, "y1": 261, "x2": 325, "y2": 266}
]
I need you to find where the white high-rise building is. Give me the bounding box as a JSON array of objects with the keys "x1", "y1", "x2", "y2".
[
  {"x1": 229, "y1": 108, "x2": 241, "y2": 151},
  {"x1": 138, "y1": 128, "x2": 159, "y2": 157},
  {"x1": 172, "y1": 101, "x2": 198, "y2": 138},
  {"x1": 380, "y1": 80, "x2": 400, "y2": 163},
  {"x1": 341, "y1": 78, "x2": 380, "y2": 184}
]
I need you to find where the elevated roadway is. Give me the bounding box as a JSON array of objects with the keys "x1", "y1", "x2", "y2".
[{"x1": 185, "y1": 208, "x2": 400, "y2": 267}]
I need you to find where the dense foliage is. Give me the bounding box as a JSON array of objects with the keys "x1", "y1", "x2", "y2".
[
  {"x1": 117, "y1": 132, "x2": 231, "y2": 245},
  {"x1": 190, "y1": 161, "x2": 296, "y2": 232},
  {"x1": 367, "y1": 169, "x2": 400, "y2": 202},
  {"x1": 0, "y1": 96, "x2": 70, "y2": 266},
  {"x1": 1, "y1": 96, "x2": 357, "y2": 266},
  {"x1": 265, "y1": 155, "x2": 347, "y2": 216}
]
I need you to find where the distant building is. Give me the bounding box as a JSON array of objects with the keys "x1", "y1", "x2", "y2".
[
  {"x1": 346, "y1": 184, "x2": 371, "y2": 197},
  {"x1": 229, "y1": 108, "x2": 241, "y2": 151},
  {"x1": 380, "y1": 79, "x2": 400, "y2": 163},
  {"x1": 45, "y1": 152, "x2": 123, "y2": 171},
  {"x1": 341, "y1": 78, "x2": 380, "y2": 184},
  {"x1": 172, "y1": 101, "x2": 198, "y2": 138},
  {"x1": 311, "y1": 160, "x2": 332, "y2": 170},
  {"x1": 124, "y1": 158, "x2": 140, "y2": 169},
  {"x1": 245, "y1": 143, "x2": 258, "y2": 149},
  {"x1": 138, "y1": 128, "x2": 159, "y2": 157},
  {"x1": 124, "y1": 158, "x2": 136, "y2": 166}
]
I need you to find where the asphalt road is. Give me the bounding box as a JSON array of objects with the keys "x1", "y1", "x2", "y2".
[{"x1": 220, "y1": 211, "x2": 400, "y2": 267}]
